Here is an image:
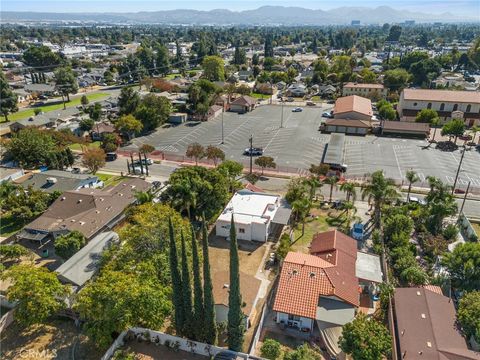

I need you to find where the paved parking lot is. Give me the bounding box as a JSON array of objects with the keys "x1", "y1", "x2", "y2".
[{"x1": 126, "y1": 105, "x2": 480, "y2": 188}]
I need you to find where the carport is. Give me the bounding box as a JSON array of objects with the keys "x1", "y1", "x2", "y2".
[
  {"x1": 270, "y1": 200, "x2": 292, "y2": 241},
  {"x1": 381, "y1": 120, "x2": 430, "y2": 138}
]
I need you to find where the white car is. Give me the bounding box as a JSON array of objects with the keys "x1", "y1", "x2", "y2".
[{"x1": 408, "y1": 196, "x2": 426, "y2": 205}]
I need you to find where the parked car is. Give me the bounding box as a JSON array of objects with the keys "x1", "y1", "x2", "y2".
[
  {"x1": 306, "y1": 101, "x2": 316, "y2": 106},
  {"x1": 292, "y1": 107, "x2": 303, "y2": 112},
  {"x1": 351, "y1": 223, "x2": 364, "y2": 240},
  {"x1": 287, "y1": 97, "x2": 294, "y2": 102},
  {"x1": 105, "y1": 152, "x2": 117, "y2": 161},
  {"x1": 322, "y1": 111, "x2": 333, "y2": 118},
  {"x1": 133, "y1": 158, "x2": 153, "y2": 166},
  {"x1": 243, "y1": 147, "x2": 263, "y2": 156},
  {"x1": 71, "y1": 167, "x2": 81, "y2": 174},
  {"x1": 408, "y1": 196, "x2": 426, "y2": 205}
]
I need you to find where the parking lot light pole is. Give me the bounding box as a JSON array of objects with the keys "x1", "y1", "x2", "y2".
[
  {"x1": 451, "y1": 147, "x2": 466, "y2": 195},
  {"x1": 249, "y1": 135, "x2": 253, "y2": 174},
  {"x1": 280, "y1": 101, "x2": 284, "y2": 128},
  {"x1": 221, "y1": 109, "x2": 224, "y2": 144},
  {"x1": 459, "y1": 181, "x2": 471, "y2": 218}
]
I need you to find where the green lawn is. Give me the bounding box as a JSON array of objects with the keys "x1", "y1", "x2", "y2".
[
  {"x1": 291, "y1": 206, "x2": 330, "y2": 253},
  {"x1": 69, "y1": 141, "x2": 101, "y2": 151},
  {"x1": 311, "y1": 96, "x2": 321, "y2": 101},
  {"x1": 4, "y1": 92, "x2": 109, "y2": 122},
  {"x1": 0, "y1": 215, "x2": 24, "y2": 238},
  {"x1": 472, "y1": 222, "x2": 480, "y2": 237},
  {"x1": 96, "y1": 173, "x2": 127, "y2": 187},
  {"x1": 250, "y1": 92, "x2": 269, "y2": 99}
]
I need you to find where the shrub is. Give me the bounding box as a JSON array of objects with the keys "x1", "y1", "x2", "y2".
[
  {"x1": 443, "y1": 224, "x2": 459, "y2": 241},
  {"x1": 261, "y1": 338, "x2": 282, "y2": 360}
]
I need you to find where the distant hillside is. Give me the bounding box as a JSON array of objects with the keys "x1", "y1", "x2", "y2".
[{"x1": 1, "y1": 5, "x2": 475, "y2": 25}]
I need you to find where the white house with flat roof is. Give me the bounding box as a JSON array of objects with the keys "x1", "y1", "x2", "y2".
[{"x1": 216, "y1": 189, "x2": 287, "y2": 242}]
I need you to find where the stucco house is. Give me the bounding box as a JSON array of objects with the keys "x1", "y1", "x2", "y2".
[
  {"x1": 229, "y1": 95, "x2": 257, "y2": 113},
  {"x1": 333, "y1": 95, "x2": 373, "y2": 121},
  {"x1": 342, "y1": 82, "x2": 386, "y2": 99}
]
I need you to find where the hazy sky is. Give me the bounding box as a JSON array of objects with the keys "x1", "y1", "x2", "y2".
[{"x1": 2, "y1": 0, "x2": 479, "y2": 16}]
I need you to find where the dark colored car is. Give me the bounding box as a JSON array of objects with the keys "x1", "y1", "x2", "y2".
[
  {"x1": 243, "y1": 147, "x2": 263, "y2": 156},
  {"x1": 105, "y1": 152, "x2": 117, "y2": 161}
]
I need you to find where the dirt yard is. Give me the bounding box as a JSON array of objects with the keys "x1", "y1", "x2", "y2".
[
  {"x1": 0, "y1": 319, "x2": 103, "y2": 360},
  {"x1": 114, "y1": 340, "x2": 208, "y2": 360}
]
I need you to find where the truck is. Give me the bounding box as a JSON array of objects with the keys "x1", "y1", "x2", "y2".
[{"x1": 322, "y1": 133, "x2": 348, "y2": 172}]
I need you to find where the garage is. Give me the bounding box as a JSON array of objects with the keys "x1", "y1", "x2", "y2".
[{"x1": 322, "y1": 118, "x2": 373, "y2": 136}]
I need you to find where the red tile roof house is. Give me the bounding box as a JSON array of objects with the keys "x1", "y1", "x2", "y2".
[
  {"x1": 273, "y1": 230, "x2": 382, "y2": 356},
  {"x1": 229, "y1": 95, "x2": 257, "y2": 114}
]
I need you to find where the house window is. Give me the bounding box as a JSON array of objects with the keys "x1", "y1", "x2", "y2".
[
  {"x1": 427, "y1": 103, "x2": 432, "y2": 109},
  {"x1": 413, "y1": 102, "x2": 418, "y2": 107},
  {"x1": 466, "y1": 104, "x2": 471, "y2": 112},
  {"x1": 453, "y1": 104, "x2": 458, "y2": 111},
  {"x1": 440, "y1": 103, "x2": 445, "y2": 111},
  {"x1": 239, "y1": 228, "x2": 245, "y2": 234},
  {"x1": 288, "y1": 314, "x2": 300, "y2": 321}
]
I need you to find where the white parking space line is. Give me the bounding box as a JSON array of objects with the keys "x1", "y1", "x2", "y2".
[{"x1": 392, "y1": 146, "x2": 404, "y2": 179}]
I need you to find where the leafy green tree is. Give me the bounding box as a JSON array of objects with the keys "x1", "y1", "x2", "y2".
[
  {"x1": 441, "y1": 119, "x2": 466, "y2": 143},
  {"x1": 205, "y1": 145, "x2": 225, "y2": 167},
  {"x1": 155, "y1": 44, "x2": 170, "y2": 76},
  {"x1": 135, "y1": 94, "x2": 172, "y2": 131},
  {"x1": 0, "y1": 71, "x2": 18, "y2": 121},
  {"x1": 416, "y1": 109, "x2": 439, "y2": 123},
  {"x1": 400, "y1": 51, "x2": 429, "y2": 70},
  {"x1": 0, "y1": 244, "x2": 30, "y2": 262},
  {"x1": 217, "y1": 160, "x2": 244, "y2": 193},
  {"x1": 378, "y1": 103, "x2": 396, "y2": 120},
  {"x1": 81, "y1": 94, "x2": 89, "y2": 107},
  {"x1": 22, "y1": 45, "x2": 61, "y2": 67},
  {"x1": 202, "y1": 55, "x2": 225, "y2": 81},
  {"x1": 409, "y1": 59, "x2": 441, "y2": 86},
  {"x1": 458, "y1": 291, "x2": 480, "y2": 343},
  {"x1": 76, "y1": 269, "x2": 171, "y2": 348},
  {"x1": 425, "y1": 176, "x2": 457, "y2": 234},
  {"x1": 202, "y1": 219, "x2": 217, "y2": 344},
  {"x1": 180, "y1": 230, "x2": 194, "y2": 338},
  {"x1": 233, "y1": 42, "x2": 247, "y2": 65},
  {"x1": 161, "y1": 166, "x2": 229, "y2": 220},
  {"x1": 6, "y1": 128, "x2": 57, "y2": 168},
  {"x1": 387, "y1": 25, "x2": 402, "y2": 41},
  {"x1": 115, "y1": 114, "x2": 143, "y2": 139},
  {"x1": 54, "y1": 67, "x2": 78, "y2": 107},
  {"x1": 340, "y1": 182, "x2": 356, "y2": 203},
  {"x1": 82, "y1": 148, "x2": 106, "y2": 174},
  {"x1": 383, "y1": 68, "x2": 410, "y2": 92},
  {"x1": 186, "y1": 142, "x2": 205, "y2": 165},
  {"x1": 255, "y1": 156, "x2": 276, "y2": 175},
  {"x1": 139, "y1": 143, "x2": 155, "y2": 155},
  {"x1": 169, "y1": 218, "x2": 185, "y2": 335},
  {"x1": 118, "y1": 87, "x2": 140, "y2": 115},
  {"x1": 227, "y1": 216, "x2": 244, "y2": 351},
  {"x1": 284, "y1": 344, "x2": 321, "y2": 360},
  {"x1": 1, "y1": 264, "x2": 68, "y2": 326},
  {"x1": 261, "y1": 338, "x2": 282, "y2": 360},
  {"x1": 400, "y1": 265, "x2": 428, "y2": 286},
  {"x1": 264, "y1": 34, "x2": 274, "y2": 58},
  {"x1": 339, "y1": 313, "x2": 391, "y2": 360},
  {"x1": 54, "y1": 231, "x2": 86, "y2": 260},
  {"x1": 88, "y1": 103, "x2": 102, "y2": 122},
  {"x1": 362, "y1": 171, "x2": 400, "y2": 228},
  {"x1": 442, "y1": 242, "x2": 480, "y2": 291},
  {"x1": 292, "y1": 197, "x2": 311, "y2": 236},
  {"x1": 191, "y1": 225, "x2": 204, "y2": 341}
]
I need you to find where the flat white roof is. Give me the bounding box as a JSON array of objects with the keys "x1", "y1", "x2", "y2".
[
  {"x1": 217, "y1": 189, "x2": 280, "y2": 225},
  {"x1": 355, "y1": 251, "x2": 382, "y2": 283}
]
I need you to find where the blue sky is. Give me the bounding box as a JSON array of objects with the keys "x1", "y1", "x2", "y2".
[{"x1": 2, "y1": 0, "x2": 478, "y2": 16}]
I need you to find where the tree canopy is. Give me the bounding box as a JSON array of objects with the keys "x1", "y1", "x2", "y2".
[{"x1": 442, "y1": 242, "x2": 480, "y2": 291}]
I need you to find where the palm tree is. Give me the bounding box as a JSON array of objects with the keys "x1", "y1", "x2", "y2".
[
  {"x1": 339, "y1": 182, "x2": 356, "y2": 203},
  {"x1": 324, "y1": 176, "x2": 338, "y2": 203},
  {"x1": 134, "y1": 190, "x2": 154, "y2": 204},
  {"x1": 342, "y1": 200, "x2": 356, "y2": 218},
  {"x1": 405, "y1": 170, "x2": 420, "y2": 201},
  {"x1": 292, "y1": 197, "x2": 311, "y2": 237},
  {"x1": 303, "y1": 176, "x2": 322, "y2": 202},
  {"x1": 361, "y1": 171, "x2": 400, "y2": 228},
  {"x1": 170, "y1": 180, "x2": 197, "y2": 219}
]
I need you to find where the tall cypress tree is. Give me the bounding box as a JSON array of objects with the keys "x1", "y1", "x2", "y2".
[
  {"x1": 180, "y1": 230, "x2": 194, "y2": 338},
  {"x1": 202, "y1": 217, "x2": 217, "y2": 344},
  {"x1": 227, "y1": 215, "x2": 244, "y2": 351},
  {"x1": 168, "y1": 218, "x2": 184, "y2": 335},
  {"x1": 191, "y1": 225, "x2": 204, "y2": 341}
]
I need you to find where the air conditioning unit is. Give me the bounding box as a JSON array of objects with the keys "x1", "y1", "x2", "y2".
[{"x1": 46, "y1": 177, "x2": 57, "y2": 184}]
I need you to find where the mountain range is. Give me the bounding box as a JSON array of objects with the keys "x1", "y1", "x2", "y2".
[{"x1": 1, "y1": 6, "x2": 477, "y2": 25}]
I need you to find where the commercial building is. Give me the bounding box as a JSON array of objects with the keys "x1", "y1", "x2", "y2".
[
  {"x1": 322, "y1": 118, "x2": 373, "y2": 135},
  {"x1": 397, "y1": 89, "x2": 480, "y2": 126},
  {"x1": 229, "y1": 95, "x2": 257, "y2": 114},
  {"x1": 381, "y1": 120, "x2": 430, "y2": 138},
  {"x1": 342, "y1": 83, "x2": 387, "y2": 99},
  {"x1": 333, "y1": 95, "x2": 373, "y2": 121}
]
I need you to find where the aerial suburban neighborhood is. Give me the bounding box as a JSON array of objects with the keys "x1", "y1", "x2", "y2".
[{"x1": 0, "y1": 1, "x2": 480, "y2": 360}]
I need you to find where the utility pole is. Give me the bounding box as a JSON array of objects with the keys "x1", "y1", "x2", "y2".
[
  {"x1": 280, "y1": 100, "x2": 284, "y2": 128},
  {"x1": 138, "y1": 152, "x2": 144, "y2": 175},
  {"x1": 221, "y1": 108, "x2": 224, "y2": 144},
  {"x1": 459, "y1": 181, "x2": 471, "y2": 216},
  {"x1": 249, "y1": 134, "x2": 253, "y2": 174},
  {"x1": 451, "y1": 147, "x2": 466, "y2": 195}
]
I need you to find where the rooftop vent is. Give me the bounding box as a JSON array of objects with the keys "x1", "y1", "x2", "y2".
[
  {"x1": 292, "y1": 269, "x2": 298, "y2": 275},
  {"x1": 427, "y1": 342, "x2": 432, "y2": 348},
  {"x1": 421, "y1": 313, "x2": 426, "y2": 319},
  {"x1": 61, "y1": 197, "x2": 66, "y2": 201},
  {"x1": 79, "y1": 221, "x2": 85, "y2": 225},
  {"x1": 223, "y1": 284, "x2": 229, "y2": 289},
  {"x1": 309, "y1": 272, "x2": 316, "y2": 278},
  {"x1": 416, "y1": 291, "x2": 421, "y2": 296},
  {"x1": 77, "y1": 199, "x2": 82, "y2": 203}
]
